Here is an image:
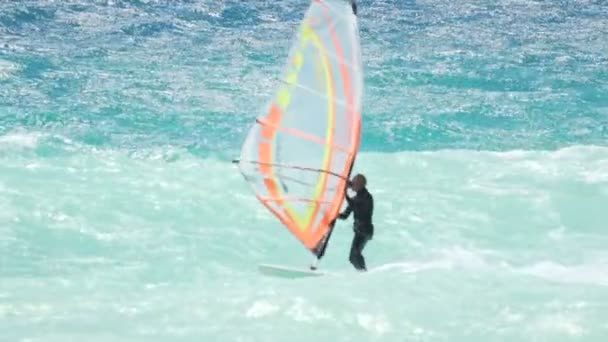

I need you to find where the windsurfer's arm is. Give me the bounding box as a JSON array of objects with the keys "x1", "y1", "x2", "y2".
[
  {"x1": 338, "y1": 204, "x2": 352, "y2": 220},
  {"x1": 338, "y1": 194, "x2": 355, "y2": 219},
  {"x1": 339, "y1": 181, "x2": 354, "y2": 219}
]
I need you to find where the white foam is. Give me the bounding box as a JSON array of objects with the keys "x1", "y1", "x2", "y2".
[
  {"x1": 0, "y1": 59, "x2": 20, "y2": 80},
  {"x1": 245, "y1": 300, "x2": 279, "y2": 318},
  {"x1": 356, "y1": 313, "x2": 392, "y2": 335},
  {"x1": 532, "y1": 313, "x2": 585, "y2": 337},
  {"x1": 519, "y1": 261, "x2": 608, "y2": 287},
  {"x1": 0, "y1": 132, "x2": 42, "y2": 149},
  {"x1": 285, "y1": 298, "x2": 332, "y2": 322}
]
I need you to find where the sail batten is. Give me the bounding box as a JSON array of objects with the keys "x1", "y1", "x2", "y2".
[
  {"x1": 256, "y1": 117, "x2": 351, "y2": 154},
  {"x1": 235, "y1": 0, "x2": 363, "y2": 254},
  {"x1": 261, "y1": 197, "x2": 335, "y2": 204},
  {"x1": 236, "y1": 160, "x2": 349, "y2": 180}
]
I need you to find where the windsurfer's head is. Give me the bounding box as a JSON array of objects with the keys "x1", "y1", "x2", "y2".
[{"x1": 350, "y1": 174, "x2": 366, "y2": 191}]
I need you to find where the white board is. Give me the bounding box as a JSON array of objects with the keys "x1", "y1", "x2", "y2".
[{"x1": 258, "y1": 263, "x2": 326, "y2": 279}]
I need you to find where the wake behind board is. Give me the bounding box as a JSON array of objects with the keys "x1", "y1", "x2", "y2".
[{"x1": 258, "y1": 264, "x2": 326, "y2": 279}]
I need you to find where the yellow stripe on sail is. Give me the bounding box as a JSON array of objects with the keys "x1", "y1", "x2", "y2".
[
  {"x1": 266, "y1": 23, "x2": 322, "y2": 231},
  {"x1": 299, "y1": 23, "x2": 335, "y2": 232}
]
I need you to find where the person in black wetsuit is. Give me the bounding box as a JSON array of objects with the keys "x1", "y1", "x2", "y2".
[{"x1": 338, "y1": 174, "x2": 373, "y2": 271}]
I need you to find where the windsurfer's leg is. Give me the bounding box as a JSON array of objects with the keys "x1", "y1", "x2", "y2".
[{"x1": 349, "y1": 233, "x2": 369, "y2": 271}]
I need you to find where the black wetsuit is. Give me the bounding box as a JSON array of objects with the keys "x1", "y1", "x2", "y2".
[{"x1": 338, "y1": 187, "x2": 374, "y2": 271}]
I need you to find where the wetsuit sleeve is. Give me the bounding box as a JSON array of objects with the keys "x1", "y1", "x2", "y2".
[{"x1": 338, "y1": 195, "x2": 354, "y2": 219}]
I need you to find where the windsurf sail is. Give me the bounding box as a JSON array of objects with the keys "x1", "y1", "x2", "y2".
[{"x1": 233, "y1": 0, "x2": 363, "y2": 258}]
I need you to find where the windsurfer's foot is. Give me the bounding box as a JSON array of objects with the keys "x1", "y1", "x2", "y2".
[{"x1": 353, "y1": 264, "x2": 367, "y2": 272}]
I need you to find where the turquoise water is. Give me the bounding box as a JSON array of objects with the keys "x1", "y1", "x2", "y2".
[{"x1": 1, "y1": 0, "x2": 608, "y2": 341}]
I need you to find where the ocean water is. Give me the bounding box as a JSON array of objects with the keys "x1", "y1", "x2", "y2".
[{"x1": 1, "y1": 0, "x2": 608, "y2": 341}]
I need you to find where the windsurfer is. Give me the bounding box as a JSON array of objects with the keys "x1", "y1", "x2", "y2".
[{"x1": 338, "y1": 174, "x2": 373, "y2": 271}]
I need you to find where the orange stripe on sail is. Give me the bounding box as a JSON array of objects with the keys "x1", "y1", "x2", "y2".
[
  {"x1": 258, "y1": 142, "x2": 272, "y2": 174},
  {"x1": 257, "y1": 105, "x2": 301, "y2": 226},
  {"x1": 258, "y1": 142, "x2": 282, "y2": 206},
  {"x1": 261, "y1": 104, "x2": 282, "y2": 140}
]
